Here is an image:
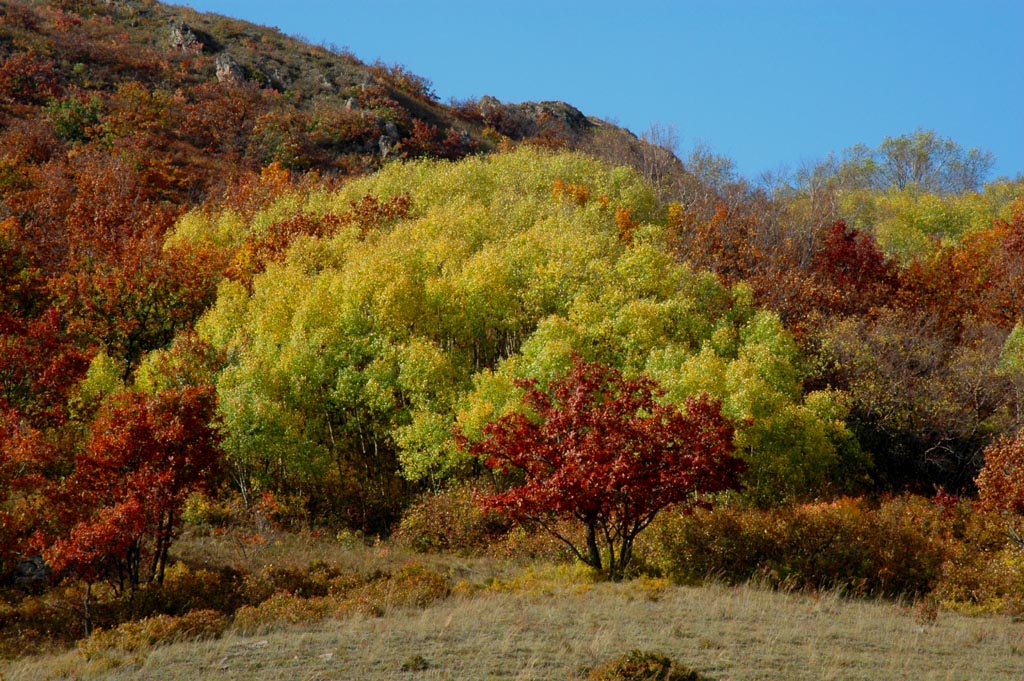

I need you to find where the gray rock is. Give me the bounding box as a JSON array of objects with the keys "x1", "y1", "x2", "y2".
[
  {"x1": 476, "y1": 96, "x2": 593, "y2": 141},
  {"x1": 169, "y1": 19, "x2": 201, "y2": 53},
  {"x1": 215, "y1": 54, "x2": 245, "y2": 84}
]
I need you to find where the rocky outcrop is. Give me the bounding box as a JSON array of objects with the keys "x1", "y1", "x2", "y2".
[
  {"x1": 168, "y1": 19, "x2": 201, "y2": 53},
  {"x1": 215, "y1": 53, "x2": 245, "y2": 84},
  {"x1": 477, "y1": 96, "x2": 596, "y2": 142}
]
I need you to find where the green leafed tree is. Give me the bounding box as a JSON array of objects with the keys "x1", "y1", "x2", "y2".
[{"x1": 192, "y1": 147, "x2": 862, "y2": 526}]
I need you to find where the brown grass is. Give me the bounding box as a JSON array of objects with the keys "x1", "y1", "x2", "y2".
[{"x1": 4, "y1": 562, "x2": 1022, "y2": 680}]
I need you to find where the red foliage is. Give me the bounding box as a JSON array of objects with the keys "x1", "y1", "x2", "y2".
[
  {"x1": 399, "y1": 118, "x2": 475, "y2": 160},
  {"x1": 41, "y1": 385, "x2": 222, "y2": 592},
  {"x1": 11, "y1": 150, "x2": 177, "y2": 273},
  {"x1": 0, "y1": 50, "x2": 62, "y2": 105},
  {"x1": 0, "y1": 307, "x2": 89, "y2": 428},
  {"x1": 896, "y1": 199, "x2": 1024, "y2": 334},
  {"x1": 345, "y1": 192, "x2": 412, "y2": 236},
  {"x1": 225, "y1": 193, "x2": 411, "y2": 285},
  {"x1": 468, "y1": 357, "x2": 744, "y2": 580},
  {"x1": 977, "y1": 431, "x2": 1024, "y2": 517},
  {"x1": 0, "y1": 410, "x2": 56, "y2": 576},
  {"x1": 368, "y1": 60, "x2": 437, "y2": 103},
  {"x1": 51, "y1": 239, "x2": 222, "y2": 372},
  {"x1": 812, "y1": 220, "x2": 898, "y2": 315},
  {"x1": 552, "y1": 178, "x2": 590, "y2": 205},
  {"x1": 976, "y1": 430, "x2": 1024, "y2": 548}
]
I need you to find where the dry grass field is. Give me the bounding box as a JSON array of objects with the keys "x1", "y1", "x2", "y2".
[{"x1": 4, "y1": 557, "x2": 1022, "y2": 681}]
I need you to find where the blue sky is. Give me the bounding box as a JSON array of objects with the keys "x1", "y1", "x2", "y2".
[{"x1": 179, "y1": 1, "x2": 1023, "y2": 181}]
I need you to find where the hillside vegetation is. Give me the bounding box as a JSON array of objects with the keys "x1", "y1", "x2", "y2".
[{"x1": 2, "y1": 0, "x2": 1024, "y2": 674}]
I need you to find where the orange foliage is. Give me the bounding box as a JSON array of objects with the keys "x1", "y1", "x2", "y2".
[{"x1": 551, "y1": 178, "x2": 590, "y2": 205}]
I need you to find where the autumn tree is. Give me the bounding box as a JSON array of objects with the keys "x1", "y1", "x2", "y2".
[
  {"x1": 819, "y1": 308, "x2": 1012, "y2": 492},
  {"x1": 51, "y1": 239, "x2": 222, "y2": 376},
  {"x1": 976, "y1": 430, "x2": 1024, "y2": 547},
  {"x1": 811, "y1": 220, "x2": 897, "y2": 316},
  {"x1": 192, "y1": 148, "x2": 857, "y2": 517},
  {"x1": 467, "y1": 358, "x2": 744, "y2": 581},
  {"x1": 0, "y1": 410, "x2": 56, "y2": 579},
  {"x1": 40, "y1": 386, "x2": 221, "y2": 608},
  {"x1": 875, "y1": 130, "x2": 995, "y2": 194}
]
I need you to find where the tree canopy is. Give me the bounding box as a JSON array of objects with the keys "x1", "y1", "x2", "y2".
[
  {"x1": 467, "y1": 357, "x2": 744, "y2": 581},
  {"x1": 190, "y1": 147, "x2": 864, "y2": 519}
]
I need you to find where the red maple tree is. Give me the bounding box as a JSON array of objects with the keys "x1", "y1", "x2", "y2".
[
  {"x1": 467, "y1": 357, "x2": 744, "y2": 580},
  {"x1": 39, "y1": 385, "x2": 221, "y2": 602}
]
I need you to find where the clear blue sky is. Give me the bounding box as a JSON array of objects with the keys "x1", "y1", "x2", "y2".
[{"x1": 179, "y1": 1, "x2": 1023, "y2": 181}]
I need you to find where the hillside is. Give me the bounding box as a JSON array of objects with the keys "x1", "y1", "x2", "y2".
[
  {"x1": 2, "y1": 0, "x2": 1024, "y2": 672},
  {"x1": 0, "y1": 0, "x2": 645, "y2": 199}
]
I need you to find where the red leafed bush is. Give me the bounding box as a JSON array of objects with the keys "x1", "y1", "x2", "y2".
[{"x1": 0, "y1": 50, "x2": 61, "y2": 105}]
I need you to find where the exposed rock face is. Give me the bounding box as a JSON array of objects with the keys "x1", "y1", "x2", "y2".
[
  {"x1": 168, "y1": 19, "x2": 201, "y2": 52},
  {"x1": 215, "y1": 53, "x2": 245, "y2": 84},
  {"x1": 378, "y1": 120, "x2": 400, "y2": 159},
  {"x1": 477, "y1": 96, "x2": 595, "y2": 142}
]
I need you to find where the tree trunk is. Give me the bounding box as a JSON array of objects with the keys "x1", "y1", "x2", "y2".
[
  {"x1": 612, "y1": 535, "x2": 635, "y2": 582},
  {"x1": 585, "y1": 522, "x2": 602, "y2": 571},
  {"x1": 82, "y1": 581, "x2": 94, "y2": 636}
]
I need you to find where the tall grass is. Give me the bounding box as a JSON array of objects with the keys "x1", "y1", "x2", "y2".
[{"x1": 4, "y1": 565, "x2": 1023, "y2": 680}]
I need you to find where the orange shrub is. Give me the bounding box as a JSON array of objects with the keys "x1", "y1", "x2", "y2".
[
  {"x1": 391, "y1": 483, "x2": 511, "y2": 554},
  {"x1": 77, "y1": 609, "x2": 228, "y2": 659},
  {"x1": 643, "y1": 496, "x2": 954, "y2": 597}
]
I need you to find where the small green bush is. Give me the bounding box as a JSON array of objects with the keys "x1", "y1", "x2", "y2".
[
  {"x1": 584, "y1": 650, "x2": 713, "y2": 680},
  {"x1": 400, "y1": 654, "x2": 430, "y2": 671}
]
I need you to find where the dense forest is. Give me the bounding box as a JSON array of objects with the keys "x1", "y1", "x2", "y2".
[{"x1": 2, "y1": 0, "x2": 1024, "y2": 660}]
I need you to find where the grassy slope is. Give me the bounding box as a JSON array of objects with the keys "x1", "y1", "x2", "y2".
[{"x1": 5, "y1": 569, "x2": 1022, "y2": 680}]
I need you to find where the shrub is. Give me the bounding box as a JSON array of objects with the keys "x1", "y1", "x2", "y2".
[
  {"x1": 931, "y1": 507, "x2": 1024, "y2": 614},
  {"x1": 346, "y1": 563, "x2": 450, "y2": 615},
  {"x1": 401, "y1": 654, "x2": 430, "y2": 671},
  {"x1": 490, "y1": 520, "x2": 584, "y2": 564},
  {"x1": 583, "y1": 650, "x2": 714, "y2": 680},
  {"x1": 391, "y1": 483, "x2": 511, "y2": 554},
  {"x1": 643, "y1": 496, "x2": 953, "y2": 597},
  {"x1": 934, "y1": 546, "x2": 1024, "y2": 614},
  {"x1": 77, "y1": 609, "x2": 228, "y2": 659},
  {"x1": 139, "y1": 561, "x2": 251, "y2": 616},
  {"x1": 232, "y1": 593, "x2": 335, "y2": 635},
  {"x1": 231, "y1": 563, "x2": 450, "y2": 633},
  {"x1": 976, "y1": 431, "x2": 1024, "y2": 546}
]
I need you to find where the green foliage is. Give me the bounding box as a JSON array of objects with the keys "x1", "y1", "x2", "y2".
[
  {"x1": 867, "y1": 187, "x2": 1017, "y2": 261},
  {"x1": 584, "y1": 650, "x2": 714, "y2": 681},
  {"x1": 197, "y1": 148, "x2": 857, "y2": 515},
  {"x1": 46, "y1": 94, "x2": 103, "y2": 143},
  {"x1": 71, "y1": 351, "x2": 125, "y2": 419},
  {"x1": 998, "y1": 323, "x2": 1024, "y2": 376},
  {"x1": 199, "y1": 148, "x2": 660, "y2": 516}
]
